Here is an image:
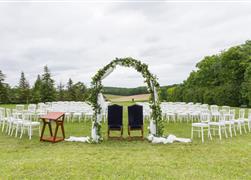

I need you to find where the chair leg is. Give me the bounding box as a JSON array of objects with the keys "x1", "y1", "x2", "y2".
[
  {"x1": 233, "y1": 124, "x2": 237, "y2": 136},
  {"x1": 6, "y1": 123, "x2": 9, "y2": 134},
  {"x1": 229, "y1": 125, "x2": 232, "y2": 138},
  {"x1": 201, "y1": 127, "x2": 204, "y2": 143},
  {"x1": 15, "y1": 125, "x2": 19, "y2": 138},
  {"x1": 191, "y1": 127, "x2": 193, "y2": 139},
  {"x1": 2, "y1": 122, "x2": 5, "y2": 132},
  {"x1": 20, "y1": 126, "x2": 24, "y2": 139},
  {"x1": 239, "y1": 124, "x2": 242, "y2": 135},
  {"x1": 219, "y1": 126, "x2": 222, "y2": 140},
  {"x1": 208, "y1": 127, "x2": 212, "y2": 140},
  {"x1": 29, "y1": 126, "x2": 32, "y2": 140},
  {"x1": 11, "y1": 126, "x2": 15, "y2": 136},
  {"x1": 8, "y1": 123, "x2": 12, "y2": 135},
  {"x1": 224, "y1": 126, "x2": 228, "y2": 138},
  {"x1": 243, "y1": 124, "x2": 247, "y2": 133}
]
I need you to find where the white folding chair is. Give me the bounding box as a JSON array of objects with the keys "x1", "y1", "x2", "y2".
[
  {"x1": 224, "y1": 109, "x2": 236, "y2": 137},
  {"x1": 20, "y1": 113, "x2": 40, "y2": 140},
  {"x1": 244, "y1": 109, "x2": 251, "y2": 132},
  {"x1": 191, "y1": 112, "x2": 212, "y2": 143},
  {"x1": 10, "y1": 113, "x2": 24, "y2": 137},
  {"x1": 235, "y1": 109, "x2": 247, "y2": 134},
  {"x1": 209, "y1": 110, "x2": 228, "y2": 140}
]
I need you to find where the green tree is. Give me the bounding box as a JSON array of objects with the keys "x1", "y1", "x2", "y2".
[
  {"x1": 0, "y1": 70, "x2": 9, "y2": 103},
  {"x1": 170, "y1": 40, "x2": 251, "y2": 107},
  {"x1": 18, "y1": 72, "x2": 30, "y2": 104},
  {"x1": 72, "y1": 82, "x2": 88, "y2": 101},
  {"x1": 241, "y1": 63, "x2": 251, "y2": 106},
  {"x1": 8, "y1": 87, "x2": 19, "y2": 104},
  {"x1": 57, "y1": 82, "x2": 65, "y2": 101},
  {"x1": 32, "y1": 75, "x2": 42, "y2": 103},
  {"x1": 41, "y1": 66, "x2": 56, "y2": 102},
  {"x1": 159, "y1": 87, "x2": 168, "y2": 101},
  {"x1": 66, "y1": 78, "x2": 74, "y2": 101}
]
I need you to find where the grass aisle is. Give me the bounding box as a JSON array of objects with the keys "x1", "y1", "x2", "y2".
[{"x1": 0, "y1": 103, "x2": 250, "y2": 179}]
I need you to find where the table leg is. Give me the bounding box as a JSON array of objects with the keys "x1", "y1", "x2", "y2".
[
  {"x1": 53, "y1": 124, "x2": 59, "y2": 142},
  {"x1": 61, "y1": 123, "x2": 65, "y2": 138},
  {"x1": 48, "y1": 122, "x2": 53, "y2": 137},
  {"x1": 40, "y1": 121, "x2": 46, "y2": 141}
]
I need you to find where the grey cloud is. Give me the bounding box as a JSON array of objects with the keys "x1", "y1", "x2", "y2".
[{"x1": 0, "y1": 3, "x2": 251, "y2": 87}]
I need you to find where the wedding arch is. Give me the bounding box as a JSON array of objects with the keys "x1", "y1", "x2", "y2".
[{"x1": 89, "y1": 57, "x2": 164, "y2": 142}]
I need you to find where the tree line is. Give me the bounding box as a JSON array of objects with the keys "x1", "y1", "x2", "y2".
[
  {"x1": 0, "y1": 64, "x2": 169, "y2": 104},
  {"x1": 166, "y1": 40, "x2": 251, "y2": 107},
  {"x1": 1, "y1": 40, "x2": 250, "y2": 106},
  {"x1": 0, "y1": 66, "x2": 89, "y2": 104},
  {"x1": 103, "y1": 86, "x2": 148, "y2": 96}
]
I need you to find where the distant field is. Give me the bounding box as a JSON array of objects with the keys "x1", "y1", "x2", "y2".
[{"x1": 104, "y1": 94, "x2": 150, "y2": 102}]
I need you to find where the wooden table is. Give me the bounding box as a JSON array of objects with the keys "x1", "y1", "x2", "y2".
[{"x1": 40, "y1": 112, "x2": 65, "y2": 143}]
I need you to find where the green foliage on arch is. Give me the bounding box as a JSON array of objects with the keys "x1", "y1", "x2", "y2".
[{"x1": 89, "y1": 57, "x2": 164, "y2": 142}]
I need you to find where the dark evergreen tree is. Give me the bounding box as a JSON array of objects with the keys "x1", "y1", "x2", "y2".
[
  {"x1": 32, "y1": 75, "x2": 42, "y2": 103},
  {"x1": 72, "y1": 82, "x2": 88, "y2": 101},
  {"x1": 41, "y1": 66, "x2": 56, "y2": 102},
  {"x1": 57, "y1": 82, "x2": 65, "y2": 101},
  {"x1": 66, "y1": 78, "x2": 75, "y2": 101},
  {"x1": 18, "y1": 72, "x2": 30, "y2": 104},
  {"x1": 0, "y1": 70, "x2": 9, "y2": 103}
]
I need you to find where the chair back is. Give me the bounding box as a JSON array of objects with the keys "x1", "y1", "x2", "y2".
[
  {"x1": 16, "y1": 105, "x2": 24, "y2": 112},
  {"x1": 0, "y1": 110, "x2": 3, "y2": 121},
  {"x1": 6, "y1": 109, "x2": 11, "y2": 118},
  {"x1": 128, "y1": 105, "x2": 143, "y2": 128},
  {"x1": 200, "y1": 112, "x2": 210, "y2": 123},
  {"x1": 22, "y1": 113, "x2": 32, "y2": 122},
  {"x1": 28, "y1": 104, "x2": 36, "y2": 112},
  {"x1": 229, "y1": 109, "x2": 236, "y2": 121},
  {"x1": 108, "y1": 104, "x2": 123, "y2": 128},
  {"x1": 239, "y1": 109, "x2": 245, "y2": 119},
  {"x1": 210, "y1": 105, "x2": 218, "y2": 112},
  {"x1": 222, "y1": 106, "x2": 230, "y2": 114},
  {"x1": 0, "y1": 107, "x2": 5, "y2": 117}
]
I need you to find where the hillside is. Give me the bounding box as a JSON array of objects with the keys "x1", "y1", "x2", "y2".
[
  {"x1": 103, "y1": 86, "x2": 148, "y2": 96},
  {"x1": 104, "y1": 94, "x2": 150, "y2": 102}
]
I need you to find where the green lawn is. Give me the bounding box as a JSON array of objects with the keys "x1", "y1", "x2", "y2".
[{"x1": 0, "y1": 103, "x2": 251, "y2": 179}]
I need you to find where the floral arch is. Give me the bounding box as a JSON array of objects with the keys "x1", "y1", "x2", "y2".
[{"x1": 89, "y1": 57, "x2": 163, "y2": 142}]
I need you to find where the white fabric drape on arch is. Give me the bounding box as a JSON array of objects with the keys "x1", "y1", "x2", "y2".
[
  {"x1": 149, "y1": 80, "x2": 157, "y2": 135},
  {"x1": 101, "y1": 66, "x2": 115, "y2": 80},
  {"x1": 92, "y1": 66, "x2": 115, "y2": 142}
]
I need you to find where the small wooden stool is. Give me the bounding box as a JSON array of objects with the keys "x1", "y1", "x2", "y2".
[{"x1": 40, "y1": 112, "x2": 65, "y2": 143}]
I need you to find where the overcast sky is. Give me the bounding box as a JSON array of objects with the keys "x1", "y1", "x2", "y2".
[{"x1": 0, "y1": 1, "x2": 251, "y2": 88}]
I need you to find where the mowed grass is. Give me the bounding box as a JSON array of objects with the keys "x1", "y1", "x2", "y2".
[{"x1": 0, "y1": 103, "x2": 251, "y2": 179}]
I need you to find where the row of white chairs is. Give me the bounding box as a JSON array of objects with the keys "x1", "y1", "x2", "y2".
[
  {"x1": 136, "y1": 102, "x2": 152, "y2": 121},
  {"x1": 12, "y1": 102, "x2": 101, "y2": 123},
  {"x1": 0, "y1": 108, "x2": 40, "y2": 140},
  {"x1": 191, "y1": 109, "x2": 251, "y2": 143},
  {"x1": 161, "y1": 103, "x2": 251, "y2": 123}
]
